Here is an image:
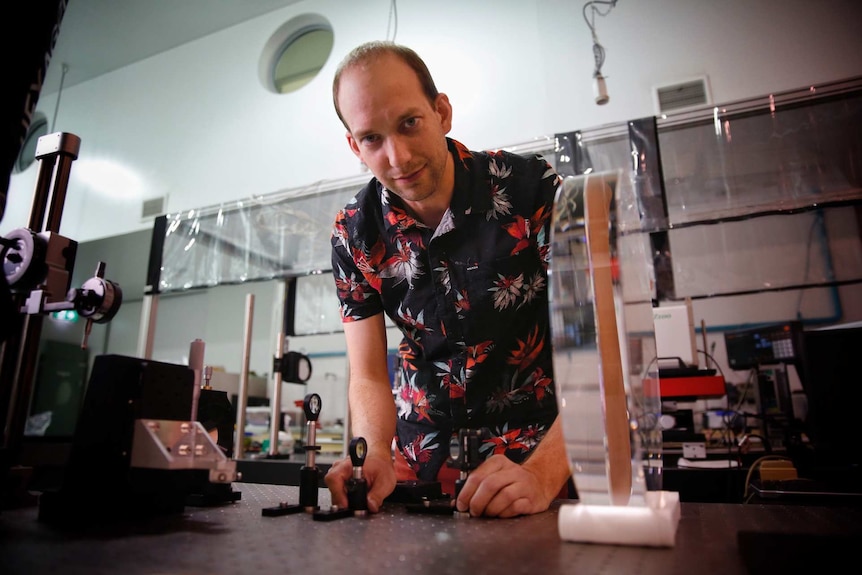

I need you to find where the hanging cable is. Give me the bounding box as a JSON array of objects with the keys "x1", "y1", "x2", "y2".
[
  {"x1": 581, "y1": 1, "x2": 617, "y2": 105},
  {"x1": 50, "y1": 63, "x2": 69, "y2": 133},
  {"x1": 386, "y1": 0, "x2": 398, "y2": 42}
]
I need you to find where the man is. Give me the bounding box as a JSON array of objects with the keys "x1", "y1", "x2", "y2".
[{"x1": 325, "y1": 41, "x2": 572, "y2": 518}]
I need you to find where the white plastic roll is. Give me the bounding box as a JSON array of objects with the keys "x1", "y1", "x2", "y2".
[{"x1": 558, "y1": 491, "x2": 680, "y2": 548}]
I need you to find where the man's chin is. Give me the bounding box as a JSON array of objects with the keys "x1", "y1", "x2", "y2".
[
  {"x1": 384, "y1": 179, "x2": 434, "y2": 203},
  {"x1": 385, "y1": 184, "x2": 413, "y2": 200}
]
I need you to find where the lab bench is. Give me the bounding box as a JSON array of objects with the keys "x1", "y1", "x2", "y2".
[{"x1": 2, "y1": 482, "x2": 860, "y2": 574}]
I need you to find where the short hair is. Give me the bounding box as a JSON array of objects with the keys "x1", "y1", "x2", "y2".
[{"x1": 332, "y1": 41, "x2": 439, "y2": 131}]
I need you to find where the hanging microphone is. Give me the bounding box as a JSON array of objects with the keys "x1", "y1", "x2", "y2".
[{"x1": 594, "y1": 73, "x2": 609, "y2": 105}]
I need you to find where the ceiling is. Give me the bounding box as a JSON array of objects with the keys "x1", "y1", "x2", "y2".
[{"x1": 43, "y1": 0, "x2": 301, "y2": 95}]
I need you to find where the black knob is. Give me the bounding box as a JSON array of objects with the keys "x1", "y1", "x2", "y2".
[
  {"x1": 303, "y1": 393, "x2": 321, "y2": 422},
  {"x1": 349, "y1": 437, "x2": 367, "y2": 468}
]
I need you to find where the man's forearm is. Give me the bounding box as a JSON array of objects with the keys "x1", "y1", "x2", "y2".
[
  {"x1": 521, "y1": 416, "x2": 571, "y2": 500},
  {"x1": 342, "y1": 315, "x2": 398, "y2": 462},
  {"x1": 349, "y1": 375, "x2": 397, "y2": 461}
]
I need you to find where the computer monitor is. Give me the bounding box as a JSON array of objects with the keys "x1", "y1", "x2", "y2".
[{"x1": 797, "y1": 324, "x2": 862, "y2": 471}]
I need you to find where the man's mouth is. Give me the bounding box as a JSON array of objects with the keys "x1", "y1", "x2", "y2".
[{"x1": 394, "y1": 166, "x2": 423, "y2": 184}]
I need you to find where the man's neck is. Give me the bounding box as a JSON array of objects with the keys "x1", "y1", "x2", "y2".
[{"x1": 406, "y1": 201, "x2": 448, "y2": 230}]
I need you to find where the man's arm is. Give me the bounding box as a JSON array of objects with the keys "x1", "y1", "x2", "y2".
[
  {"x1": 455, "y1": 415, "x2": 571, "y2": 518},
  {"x1": 324, "y1": 314, "x2": 398, "y2": 512},
  {"x1": 520, "y1": 415, "x2": 570, "y2": 497}
]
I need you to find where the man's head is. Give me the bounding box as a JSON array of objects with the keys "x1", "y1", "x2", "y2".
[
  {"x1": 332, "y1": 41, "x2": 454, "y2": 220},
  {"x1": 332, "y1": 41, "x2": 439, "y2": 131}
]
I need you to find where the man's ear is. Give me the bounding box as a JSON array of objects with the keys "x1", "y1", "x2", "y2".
[
  {"x1": 346, "y1": 132, "x2": 362, "y2": 158},
  {"x1": 435, "y1": 93, "x2": 453, "y2": 134}
]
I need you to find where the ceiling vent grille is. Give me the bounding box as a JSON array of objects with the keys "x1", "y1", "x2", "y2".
[
  {"x1": 141, "y1": 196, "x2": 166, "y2": 220},
  {"x1": 654, "y1": 77, "x2": 710, "y2": 114}
]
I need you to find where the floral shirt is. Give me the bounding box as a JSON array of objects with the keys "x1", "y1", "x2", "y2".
[{"x1": 331, "y1": 138, "x2": 562, "y2": 481}]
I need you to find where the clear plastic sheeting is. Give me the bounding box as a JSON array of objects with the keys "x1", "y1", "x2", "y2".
[
  {"x1": 292, "y1": 271, "x2": 343, "y2": 335},
  {"x1": 658, "y1": 77, "x2": 862, "y2": 225},
  {"x1": 563, "y1": 77, "x2": 862, "y2": 230},
  {"x1": 555, "y1": 125, "x2": 630, "y2": 181},
  {"x1": 158, "y1": 178, "x2": 363, "y2": 293},
  {"x1": 669, "y1": 206, "x2": 862, "y2": 298}
]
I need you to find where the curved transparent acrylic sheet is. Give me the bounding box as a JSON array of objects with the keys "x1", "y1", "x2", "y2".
[{"x1": 550, "y1": 169, "x2": 661, "y2": 507}]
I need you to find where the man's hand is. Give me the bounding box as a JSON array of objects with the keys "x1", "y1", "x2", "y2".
[
  {"x1": 325, "y1": 453, "x2": 396, "y2": 513},
  {"x1": 454, "y1": 454, "x2": 555, "y2": 518}
]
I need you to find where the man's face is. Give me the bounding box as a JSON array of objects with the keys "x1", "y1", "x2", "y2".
[{"x1": 337, "y1": 53, "x2": 453, "y2": 206}]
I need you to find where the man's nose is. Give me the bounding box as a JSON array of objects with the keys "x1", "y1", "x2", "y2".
[{"x1": 385, "y1": 136, "x2": 412, "y2": 170}]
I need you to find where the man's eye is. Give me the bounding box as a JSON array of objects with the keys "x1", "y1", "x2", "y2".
[
  {"x1": 362, "y1": 135, "x2": 380, "y2": 145},
  {"x1": 404, "y1": 117, "x2": 418, "y2": 129}
]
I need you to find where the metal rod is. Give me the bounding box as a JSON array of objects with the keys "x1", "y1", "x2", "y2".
[
  {"x1": 234, "y1": 294, "x2": 255, "y2": 460},
  {"x1": 306, "y1": 415, "x2": 317, "y2": 469},
  {"x1": 187, "y1": 338, "x2": 205, "y2": 465},
  {"x1": 268, "y1": 333, "x2": 285, "y2": 457},
  {"x1": 28, "y1": 159, "x2": 54, "y2": 231},
  {"x1": 136, "y1": 294, "x2": 158, "y2": 359},
  {"x1": 44, "y1": 154, "x2": 75, "y2": 233},
  {"x1": 188, "y1": 339, "x2": 205, "y2": 423},
  {"x1": 37, "y1": 132, "x2": 80, "y2": 233},
  {"x1": 2, "y1": 315, "x2": 42, "y2": 452}
]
